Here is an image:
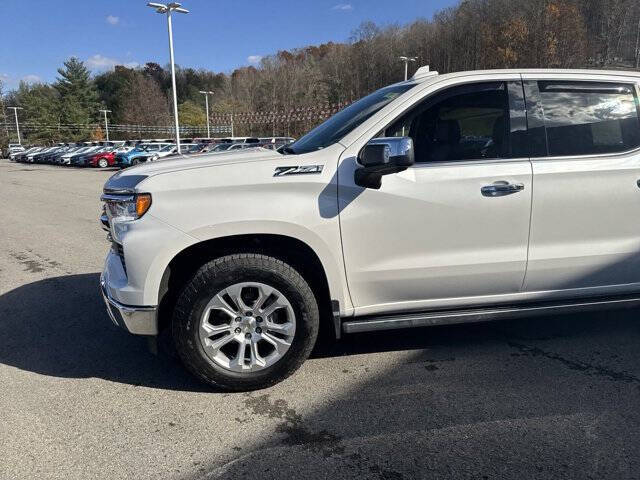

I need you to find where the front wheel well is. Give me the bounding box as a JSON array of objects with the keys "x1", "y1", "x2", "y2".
[{"x1": 157, "y1": 234, "x2": 335, "y2": 342}]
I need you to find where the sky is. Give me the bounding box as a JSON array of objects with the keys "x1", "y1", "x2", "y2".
[{"x1": 0, "y1": 0, "x2": 456, "y2": 89}]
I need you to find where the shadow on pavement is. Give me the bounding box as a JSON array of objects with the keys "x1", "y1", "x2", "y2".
[
  {"x1": 201, "y1": 310, "x2": 640, "y2": 480},
  {"x1": 0, "y1": 273, "x2": 208, "y2": 392},
  {"x1": 2, "y1": 274, "x2": 640, "y2": 479}
]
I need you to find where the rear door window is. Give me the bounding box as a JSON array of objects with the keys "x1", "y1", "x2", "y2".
[{"x1": 531, "y1": 81, "x2": 640, "y2": 156}]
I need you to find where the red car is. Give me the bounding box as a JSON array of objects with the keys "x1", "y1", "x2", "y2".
[{"x1": 87, "y1": 151, "x2": 117, "y2": 168}]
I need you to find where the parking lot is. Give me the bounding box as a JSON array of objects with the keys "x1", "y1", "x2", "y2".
[{"x1": 0, "y1": 158, "x2": 639, "y2": 479}]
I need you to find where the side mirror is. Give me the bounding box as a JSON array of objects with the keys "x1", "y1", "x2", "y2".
[{"x1": 354, "y1": 137, "x2": 415, "y2": 189}]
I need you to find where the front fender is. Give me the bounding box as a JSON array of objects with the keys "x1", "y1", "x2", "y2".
[{"x1": 142, "y1": 219, "x2": 352, "y2": 315}]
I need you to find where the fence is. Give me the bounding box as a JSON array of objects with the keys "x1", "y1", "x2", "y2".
[{"x1": 0, "y1": 102, "x2": 352, "y2": 142}]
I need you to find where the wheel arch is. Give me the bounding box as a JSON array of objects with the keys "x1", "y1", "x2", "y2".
[{"x1": 155, "y1": 232, "x2": 346, "y2": 340}]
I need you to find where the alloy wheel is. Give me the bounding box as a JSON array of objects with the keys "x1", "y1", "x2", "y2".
[{"x1": 198, "y1": 282, "x2": 296, "y2": 372}]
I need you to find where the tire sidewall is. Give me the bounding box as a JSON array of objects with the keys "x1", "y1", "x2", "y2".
[{"x1": 173, "y1": 255, "x2": 319, "y2": 389}]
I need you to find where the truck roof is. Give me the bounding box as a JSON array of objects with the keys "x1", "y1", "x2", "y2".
[{"x1": 410, "y1": 67, "x2": 640, "y2": 84}]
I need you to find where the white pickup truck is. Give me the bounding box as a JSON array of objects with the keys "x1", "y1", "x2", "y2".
[{"x1": 101, "y1": 67, "x2": 640, "y2": 390}]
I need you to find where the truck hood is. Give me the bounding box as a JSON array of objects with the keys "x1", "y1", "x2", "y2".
[
  {"x1": 123, "y1": 148, "x2": 279, "y2": 176},
  {"x1": 104, "y1": 148, "x2": 283, "y2": 192}
]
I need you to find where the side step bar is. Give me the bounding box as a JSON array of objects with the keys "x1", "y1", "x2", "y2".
[{"x1": 342, "y1": 294, "x2": 640, "y2": 334}]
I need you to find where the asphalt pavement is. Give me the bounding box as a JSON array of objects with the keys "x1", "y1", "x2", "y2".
[{"x1": 0, "y1": 159, "x2": 639, "y2": 480}]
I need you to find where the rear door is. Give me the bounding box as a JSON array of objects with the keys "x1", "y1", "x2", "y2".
[{"x1": 522, "y1": 75, "x2": 640, "y2": 293}]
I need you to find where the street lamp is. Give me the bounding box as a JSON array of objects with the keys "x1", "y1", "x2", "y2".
[
  {"x1": 147, "y1": 2, "x2": 189, "y2": 153},
  {"x1": 199, "y1": 90, "x2": 213, "y2": 139},
  {"x1": 399, "y1": 56, "x2": 418, "y2": 81},
  {"x1": 99, "y1": 109, "x2": 112, "y2": 142},
  {"x1": 7, "y1": 106, "x2": 23, "y2": 144}
]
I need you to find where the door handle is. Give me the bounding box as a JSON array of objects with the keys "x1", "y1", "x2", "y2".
[{"x1": 481, "y1": 181, "x2": 525, "y2": 197}]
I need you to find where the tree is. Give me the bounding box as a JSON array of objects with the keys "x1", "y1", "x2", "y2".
[
  {"x1": 121, "y1": 73, "x2": 171, "y2": 127},
  {"x1": 178, "y1": 100, "x2": 205, "y2": 126},
  {"x1": 54, "y1": 58, "x2": 100, "y2": 140},
  {"x1": 12, "y1": 81, "x2": 61, "y2": 144}
]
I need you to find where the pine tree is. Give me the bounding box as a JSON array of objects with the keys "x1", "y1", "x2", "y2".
[
  {"x1": 15, "y1": 81, "x2": 61, "y2": 144},
  {"x1": 54, "y1": 58, "x2": 99, "y2": 140}
]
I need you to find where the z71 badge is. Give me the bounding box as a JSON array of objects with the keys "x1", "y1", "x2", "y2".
[{"x1": 273, "y1": 165, "x2": 324, "y2": 177}]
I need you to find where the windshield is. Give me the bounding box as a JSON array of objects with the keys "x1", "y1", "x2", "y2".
[
  {"x1": 159, "y1": 144, "x2": 175, "y2": 152},
  {"x1": 213, "y1": 144, "x2": 232, "y2": 151},
  {"x1": 285, "y1": 82, "x2": 416, "y2": 154}
]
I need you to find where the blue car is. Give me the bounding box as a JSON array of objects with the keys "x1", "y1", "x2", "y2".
[{"x1": 115, "y1": 143, "x2": 172, "y2": 167}]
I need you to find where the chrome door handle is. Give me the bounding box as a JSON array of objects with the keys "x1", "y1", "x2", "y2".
[{"x1": 481, "y1": 181, "x2": 525, "y2": 197}]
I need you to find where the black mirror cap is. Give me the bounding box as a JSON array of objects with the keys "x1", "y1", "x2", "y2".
[{"x1": 359, "y1": 143, "x2": 391, "y2": 167}]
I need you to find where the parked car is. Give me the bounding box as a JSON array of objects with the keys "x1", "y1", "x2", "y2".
[
  {"x1": 25, "y1": 147, "x2": 53, "y2": 163},
  {"x1": 115, "y1": 143, "x2": 173, "y2": 167},
  {"x1": 205, "y1": 143, "x2": 233, "y2": 153},
  {"x1": 6, "y1": 143, "x2": 25, "y2": 159},
  {"x1": 225, "y1": 143, "x2": 262, "y2": 151},
  {"x1": 102, "y1": 68, "x2": 640, "y2": 391},
  {"x1": 32, "y1": 146, "x2": 66, "y2": 163},
  {"x1": 43, "y1": 146, "x2": 74, "y2": 164},
  {"x1": 146, "y1": 143, "x2": 179, "y2": 161},
  {"x1": 72, "y1": 146, "x2": 112, "y2": 166},
  {"x1": 59, "y1": 146, "x2": 96, "y2": 165},
  {"x1": 87, "y1": 150, "x2": 116, "y2": 168},
  {"x1": 10, "y1": 146, "x2": 36, "y2": 161}
]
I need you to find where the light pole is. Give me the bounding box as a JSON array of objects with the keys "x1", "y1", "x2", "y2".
[
  {"x1": 399, "y1": 56, "x2": 418, "y2": 81},
  {"x1": 99, "y1": 109, "x2": 112, "y2": 141},
  {"x1": 199, "y1": 90, "x2": 213, "y2": 139},
  {"x1": 7, "y1": 106, "x2": 23, "y2": 144},
  {"x1": 147, "y1": 2, "x2": 189, "y2": 153}
]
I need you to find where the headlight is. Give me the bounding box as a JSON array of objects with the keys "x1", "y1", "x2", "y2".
[{"x1": 101, "y1": 193, "x2": 152, "y2": 243}]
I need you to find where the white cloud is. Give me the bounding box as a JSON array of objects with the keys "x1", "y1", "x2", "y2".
[
  {"x1": 331, "y1": 3, "x2": 353, "y2": 11},
  {"x1": 247, "y1": 55, "x2": 262, "y2": 65},
  {"x1": 21, "y1": 74, "x2": 42, "y2": 84},
  {"x1": 106, "y1": 15, "x2": 120, "y2": 25},
  {"x1": 86, "y1": 54, "x2": 138, "y2": 71}
]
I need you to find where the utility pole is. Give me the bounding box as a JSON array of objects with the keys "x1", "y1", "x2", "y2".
[
  {"x1": 148, "y1": 2, "x2": 189, "y2": 153},
  {"x1": 199, "y1": 90, "x2": 213, "y2": 139},
  {"x1": 399, "y1": 56, "x2": 418, "y2": 81},
  {"x1": 99, "y1": 109, "x2": 112, "y2": 141},
  {"x1": 7, "y1": 107, "x2": 23, "y2": 144},
  {"x1": 635, "y1": 16, "x2": 640, "y2": 70}
]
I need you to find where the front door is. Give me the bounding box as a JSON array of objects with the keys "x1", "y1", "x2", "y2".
[{"x1": 339, "y1": 80, "x2": 534, "y2": 315}]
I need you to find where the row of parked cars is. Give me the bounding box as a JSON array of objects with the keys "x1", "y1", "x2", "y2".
[{"x1": 7, "y1": 136, "x2": 295, "y2": 168}]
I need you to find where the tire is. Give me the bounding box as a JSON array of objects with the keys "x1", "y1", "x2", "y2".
[
  {"x1": 98, "y1": 158, "x2": 108, "y2": 168},
  {"x1": 131, "y1": 159, "x2": 139, "y2": 166},
  {"x1": 172, "y1": 253, "x2": 319, "y2": 391}
]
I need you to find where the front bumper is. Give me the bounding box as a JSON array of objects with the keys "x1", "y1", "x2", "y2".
[{"x1": 100, "y1": 273, "x2": 158, "y2": 335}]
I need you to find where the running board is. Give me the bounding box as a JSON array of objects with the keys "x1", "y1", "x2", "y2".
[{"x1": 341, "y1": 294, "x2": 640, "y2": 334}]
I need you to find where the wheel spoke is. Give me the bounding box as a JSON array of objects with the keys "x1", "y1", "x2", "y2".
[
  {"x1": 203, "y1": 332, "x2": 235, "y2": 354},
  {"x1": 254, "y1": 284, "x2": 275, "y2": 311},
  {"x1": 225, "y1": 284, "x2": 251, "y2": 312},
  {"x1": 200, "y1": 321, "x2": 232, "y2": 338},
  {"x1": 206, "y1": 294, "x2": 238, "y2": 319},
  {"x1": 250, "y1": 339, "x2": 266, "y2": 367},
  {"x1": 259, "y1": 296, "x2": 288, "y2": 318},
  {"x1": 264, "y1": 319, "x2": 294, "y2": 336},
  {"x1": 261, "y1": 332, "x2": 291, "y2": 355},
  {"x1": 230, "y1": 340, "x2": 247, "y2": 369}
]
